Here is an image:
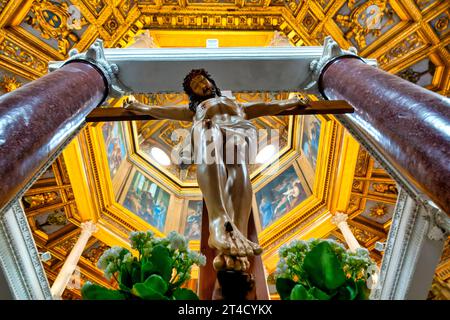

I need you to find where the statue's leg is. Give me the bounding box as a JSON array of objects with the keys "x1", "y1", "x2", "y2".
[
  {"x1": 206, "y1": 135, "x2": 260, "y2": 273},
  {"x1": 225, "y1": 163, "x2": 259, "y2": 253},
  {"x1": 197, "y1": 163, "x2": 233, "y2": 254},
  {"x1": 224, "y1": 133, "x2": 261, "y2": 254},
  {"x1": 219, "y1": 162, "x2": 262, "y2": 272},
  {"x1": 196, "y1": 126, "x2": 254, "y2": 261}
]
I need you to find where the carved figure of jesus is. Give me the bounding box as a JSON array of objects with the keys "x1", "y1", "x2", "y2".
[{"x1": 124, "y1": 69, "x2": 309, "y2": 272}]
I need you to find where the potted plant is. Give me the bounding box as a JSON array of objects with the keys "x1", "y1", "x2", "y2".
[
  {"x1": 81, "y1": 230, "x2": 206, "y2": 300},
  {"x1": 275, "y1": 239, "x2": 376, "y2": 300}
]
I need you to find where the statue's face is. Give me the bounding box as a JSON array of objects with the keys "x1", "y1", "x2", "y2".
[{"x1": 189, "y1": 74, "x2": 214, "y2": 97}]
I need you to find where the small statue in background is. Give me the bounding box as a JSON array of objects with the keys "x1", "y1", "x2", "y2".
[{"x1": 23, "y1": 191, "x2": 59, "y2": 209}]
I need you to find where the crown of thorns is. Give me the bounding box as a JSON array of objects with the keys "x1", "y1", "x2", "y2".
[{"x1": 182, "y1": 69, "x2": 216, "y2": 96}]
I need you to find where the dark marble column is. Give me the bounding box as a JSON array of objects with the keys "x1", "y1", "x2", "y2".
[
  {"x1": 320, "y1": 58, "x2": 450, "y2": 214},
  {"x1": 0, "y1": 62, "x2": 107, "y2": 211}
]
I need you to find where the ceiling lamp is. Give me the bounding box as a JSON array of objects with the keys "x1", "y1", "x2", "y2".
[
  {"x1": 150, "y1": 147, "x2": 171, "y2": 166},
  {"x1": 255, "y1": 145, "x2": 277, "y2": 164}
]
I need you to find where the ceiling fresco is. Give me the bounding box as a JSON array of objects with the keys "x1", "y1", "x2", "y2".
[{"x1": 0, "y1": 0, "x2": 445, "y2": 299}]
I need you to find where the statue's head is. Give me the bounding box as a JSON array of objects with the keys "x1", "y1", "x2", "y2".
[{"x1": 183, "y1": 69, "x2": 221, "y2": 112}]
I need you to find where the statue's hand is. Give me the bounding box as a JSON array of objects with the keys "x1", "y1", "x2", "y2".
[
  {"x1": 291, "y1": 94, "x2": 310, "y2": 106},
  {"x1": 122, "y1": 95, "x2": 138, "y2": 109},
  {"x1": 122, "y1": 95, "x2": 152, "y2": 112},
  {"x1": 284, "y1": 95, "x2": 310, "y2": 111}
]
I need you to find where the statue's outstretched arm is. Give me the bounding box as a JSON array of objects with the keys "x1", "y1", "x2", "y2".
[
  {"x1": 123, "y1": 96, "x2": 194, "y2": 122},
  {"x1": 243, "y1": 96, "x2": 310, "y2": 120}
]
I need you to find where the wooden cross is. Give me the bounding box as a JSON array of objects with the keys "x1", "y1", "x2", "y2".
[{"x1": 86, "y1": 100, "x2": 353, "y2": 122}]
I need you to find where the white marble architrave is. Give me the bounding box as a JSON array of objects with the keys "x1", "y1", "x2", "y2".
[
  {"x1": 371, "y1": 189, "x2": 448, "y2": 299},
  {"x1": 0, "y1": 201, "x2": 52, "y2": 299},
  {"x1": 49, "y1": 39, "x2": 376, "y2": 95}
]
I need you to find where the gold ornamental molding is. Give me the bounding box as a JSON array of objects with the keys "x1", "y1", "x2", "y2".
[{"x1": 0, "y1": 0, "x2": 448, "y2": 96}]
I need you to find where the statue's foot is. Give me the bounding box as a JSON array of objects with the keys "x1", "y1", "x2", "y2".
[
  {"x1": 213, "y1": 253, "x2": 250, "y2": 272},
  {"x1": 208, "y1": 217, "x2": 262, "y2": 257}
]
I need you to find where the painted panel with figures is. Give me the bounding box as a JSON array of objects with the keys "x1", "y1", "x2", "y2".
[
  {"x1": 184, "y1": 200, "x2": 203, "y2": 240},
  {"x1": 256, "y1": 166, "x2": 307, "y2": 229},
  {"x1": 301, "y1": 115, "x2": 321, "y2": 169},
  {"x1": 122, "y1": 171, "x2": 170, "y2": 231},
  {"x1": 102, "y1": 122, "x2": 127, "y2": 179}
]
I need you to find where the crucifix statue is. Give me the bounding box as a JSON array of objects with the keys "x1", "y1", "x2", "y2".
[
  {"x1": 77, "y1": 39, "x2": 356, "y2": 299},
  {"x1": 123, "y1": 69, "x2": 310, "y2": 276}
]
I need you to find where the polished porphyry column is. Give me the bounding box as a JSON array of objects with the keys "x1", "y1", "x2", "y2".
[
  {"x1": 0, "y1": 40, "x2": 121, "y2": 212},
  {"x1": 314, "y1": 37, "x2": 450, "y2": 214}
]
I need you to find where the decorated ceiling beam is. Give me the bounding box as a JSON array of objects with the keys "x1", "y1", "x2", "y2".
[{"x1": 0, "y1": 0, "x2": 447, "y2": 96}]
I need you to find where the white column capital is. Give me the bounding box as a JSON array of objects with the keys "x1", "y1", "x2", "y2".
[
  {"x1": 331, "y1": 212, "x2": 348, "y2": 226},
  {"x1": 421, "y1": 200, "x2": 450, "y2": 241},
  {"x1": 331, "y1": 212, "x2": 360, "y2": 253},
  {"x1": 80, "y1": 220, "x2": 98, "y2": 235}
]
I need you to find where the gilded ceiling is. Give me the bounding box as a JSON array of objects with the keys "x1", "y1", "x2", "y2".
[{"x1": 0, "y1": 0, "x2": 447, "y2": 299}]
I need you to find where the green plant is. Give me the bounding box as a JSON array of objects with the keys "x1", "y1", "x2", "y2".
[
  {"x1": 275, "y1": 239, "x2": 375, "y2": 300},
  {"x1": 81, "y1": 230, "x2": 206, "y2": 300}
]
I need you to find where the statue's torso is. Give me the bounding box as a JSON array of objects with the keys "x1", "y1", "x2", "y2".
[
  {"x1": 195, "y1": 96, "x2": 245, "y2": 122},
  {"x1": 183, "y1": 96, "x2": 256, "y2": 164}
]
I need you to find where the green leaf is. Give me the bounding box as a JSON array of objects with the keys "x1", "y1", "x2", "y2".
[
  {"x1": 172, "y1": 288, "x2": 199, "y2": 300},
  {"x1": 141, "y1": 261, "x2": 155, "y2": 280},
  {"x1": 302, "y1": 241, "x2": 346, "y2": 291},
  {"x1": 337, "y1": 279, "x2": 358, "y2": 300},
  {"x1": 130, "y1": 261, "x2": 141, "y2": 285},
  {"x1": 144, "y1": 274, "x2": 168, "y2": 295},
  {"x1": 148, "y1": 245, "x2": 173, "y2": 282},
  {"x1": 119, "y1": 265, "x2": 132, "y2": 290},
  {"x1": 81, "y1": 283, "x2": 126, "y2": 300},
  {"x1": 290, "y1": 284, "x2": 315, "y2": 300},
  {"x1": 131, "y1": 274, "x2": 169, "y2": 300},
  {"x1": 119, "y1": 283, "x2": 130, "y2": 292},
  {"x1": 355, "y1": 279, "x2": 371, "y2": 300},
  {"x1": 308, "y1": 287, "x2": 332, "y2": 300},
  {"x1": 132, "y1": 283, "x2": 166, "y2": 300},
  {"x1": 275, "y1": 278, "x2": 297, "y2": 300}
]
